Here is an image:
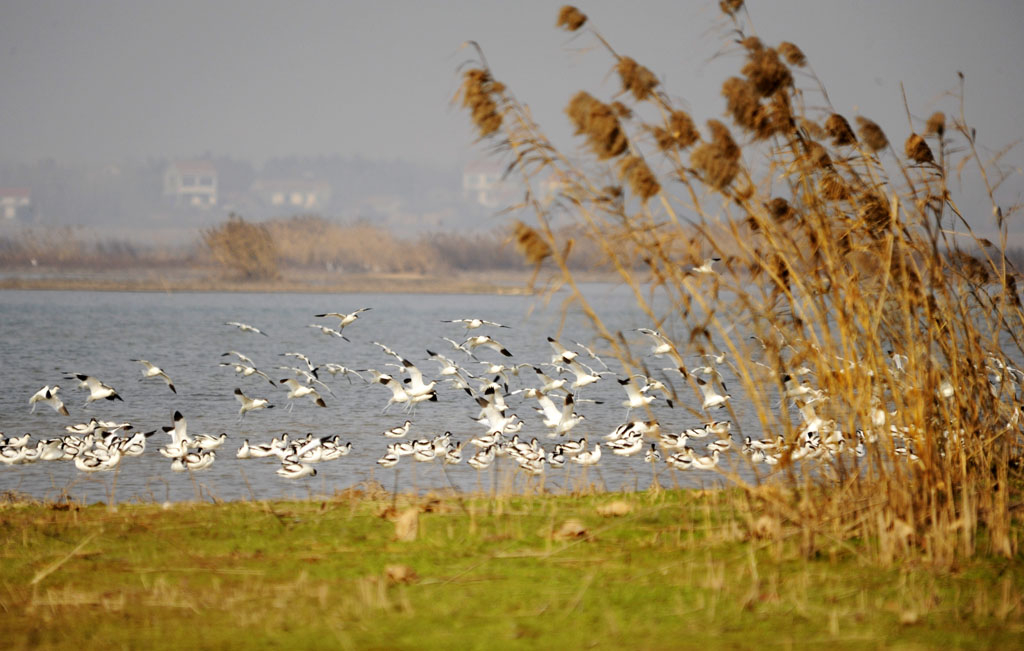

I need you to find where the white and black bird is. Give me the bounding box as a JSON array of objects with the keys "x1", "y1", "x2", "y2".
[
  {"x1": 30, "y1": 385, "x2": 69, "y2": 416},
  {"x1": 322, "y1": 363, "x2": 366, "y2": 383},
  {"x1": 442, "y1": 318, "x2": 509, "y2": 331},
  {"x1": 308, "y1": 324, "x2": 348, "y2": 340},
  {"x1": 315, "y1": 308, "x2": 371, "y2": 335},
  {"x1": 279, "y1": 378, "x2": 327, "y2": 409},
  {"x1": 234, "y1": 388, "x2": 273, "y2": 420},
  {"x1": 277, "y1": 460, "x2": 316, "y2": 479},
  {"x1": 696, "y1": 377, "x2": 731, "y2": 410},
  {"x1": 463, "y1": 334, "x2": 513, "y2": 358},
  {"x1": 635, "y1": 328, "x2": 677, "y2": 358},
  {"x1": 384, "y1": 420, "x2": 412, "y2": 438},
  {"x1": 688, "y1": 257, "x2": 721, "y2": 275},
  {"x1": 130, "y1": 359, "x2": 176, "y2": 393},
  {"x1": 220, "y1": 361, "x2": 276, "y2": 386},
  {"x1": 225, "y1": 321, "x2": 268, "y2": 336},
  {"x1": 68, "y1": 374, "x2": 123, "y2": 406}
]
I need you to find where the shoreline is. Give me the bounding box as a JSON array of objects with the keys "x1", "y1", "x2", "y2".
[{"x1": 0, "y1": 268, "x2": 572, "y2": 294}]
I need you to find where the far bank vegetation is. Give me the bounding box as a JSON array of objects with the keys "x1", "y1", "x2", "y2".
[{"x1": 0, "y1": 213, "x2": 608, "y2": 279}]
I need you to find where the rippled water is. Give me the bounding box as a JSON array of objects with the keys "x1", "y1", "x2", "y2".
[{"x1": 1, "y1": 287, "x2": 758, "y2": 503}]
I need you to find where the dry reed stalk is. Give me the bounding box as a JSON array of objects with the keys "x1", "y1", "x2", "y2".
[{"x1": 458, "y1": 3, "x2": 1023, "y2": 568}]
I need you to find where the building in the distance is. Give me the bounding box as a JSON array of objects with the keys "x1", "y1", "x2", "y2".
[
  {"x1": 462, "y1": 160, "x2": 517, "y2": 209},
  {"x1": 163, "y1": 160, "x2": 218, "y2": 208},
  {"x1": 250, "y1": 178, "x2": 333, "y2": 213},
  {"x1": 0, "y1": 187, "x2": 32, "y2": 221}
]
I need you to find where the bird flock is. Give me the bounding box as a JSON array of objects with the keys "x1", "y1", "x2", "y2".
[{"x1": 5, "y1": 304, "x2": 1023, "y2": 496}]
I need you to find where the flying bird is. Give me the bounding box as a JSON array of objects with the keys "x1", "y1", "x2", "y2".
[
  {"x1": 225, "y1": 321, "x2": 268, "y2": 336},
  {"x1": 130, "y1": 359, "x2": 176, "y2": 393},
  {"x1": 29, "y1": 385, "x2": 69, "y2": 416}
]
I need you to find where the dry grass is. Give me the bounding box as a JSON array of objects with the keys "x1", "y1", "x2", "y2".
[{"x1": 457, "y1": 2, "x2": 1024, "y2": 568}]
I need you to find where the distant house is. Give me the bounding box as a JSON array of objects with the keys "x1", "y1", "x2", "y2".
[
  {"x1": 462, "y1": 160, "x2": 516, "y2": 208},
  {"x1": 163, "y1": 160, "x2": 218, "y2": 208},
  {"x1": 250, "y1": 178, "x2": 332, "y2": 213},
  {"x1": 0, "y1": 187, "x2": 31, "y2": 220}
]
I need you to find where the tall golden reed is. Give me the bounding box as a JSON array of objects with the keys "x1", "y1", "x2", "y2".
[{"x1": 459, "y1": 3, "x2": 1023, "y2": 564}]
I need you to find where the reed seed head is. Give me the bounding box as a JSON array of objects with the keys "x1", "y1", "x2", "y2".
[
  {"x1": 799, "y1": 118, "x2": 826, "y2": 140},
  {"x1": 668, "y1": 111, "x2": 700, "y2": 149},
  {"x1": 690, "y1": 119, "x2": 741, "y2": 191},
  {"x1": 819, "y1": 171, "x2": 850, "y2": 201},
  {"x1": 460, "y1": 68, "x2": 503, "y2": 139},
  {"x1": 767, "y1": 197, "x2": 794, "y2": 222},
  {"x1": 556, "y1": 5, "x2": 587, "y2": 31},
  {"x1": 610, "y1": 101, "x2": 633, "y2": 119},
  {"x1": 513, "y1": 220, "x2": 552, "y2": 266},
  {"x1": 566, "y1": 91, "x2": 629, "y2": 160},
  {"x1": 741, "y1": 47, "x2": 793, "y2": 98},
  {"x1": 618, "y1": 155, "x2": 661, "y2": 202},
  {"x1": 855, "y1": 116, "x2": 889, "y2": 152},
  {"x1": 825, "y1": 113, "x2": 857, "y2": 146},
  {"x1": 719, "y1": 0, "x2": 744, "y2": 16},
  {"x1": 741, "y1": 36, "x2": 763, "y2": 52},
  {"x1": 778, "y1": 41, "x2": 806, "y2": 67},
  {"x1": 804, "y1": 140, "x2": 832, "y2": 169},
  {"x1": 858, "y1": 192, "x2": 891, "y2": 238},
  {"x1": 904, "y1": 133, "x2": 934, "y2": 164},
  {"x1": 616, "y1": 56, "x2": 659, "y2": 101},
  {"x1": 925, "y1": 111, "x2": 946, "y2": 137}
]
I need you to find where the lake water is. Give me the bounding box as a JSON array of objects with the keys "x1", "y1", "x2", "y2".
[{"x1": 1, "y1": 287, "x2": 762, "y2": 503}]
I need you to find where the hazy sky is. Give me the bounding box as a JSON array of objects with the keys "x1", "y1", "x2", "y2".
[{"x1": 1, "y1": 0, "x2": 1022, "y2": 230}]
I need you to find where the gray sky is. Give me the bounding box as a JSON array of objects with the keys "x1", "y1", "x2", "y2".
[{"x1": 1, "y1": 1, "x2": 1022, "y2": 230}]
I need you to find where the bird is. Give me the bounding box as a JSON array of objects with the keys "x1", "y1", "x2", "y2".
[
  {"x1": 234, "y1": 388, "x2": 273, "y2": 420},
  {"x1": 69, "y1": 374, "x2": 123, "y2": 406},
  {"x1": 220, "y1": 361, "x2": 276, "y2": 386},
  {"x1": 308, "y1": 324, "x2": 348, "y2": 340},
  {"x1": 281, "y1": 352, "x2": 319, "y2": 378},
  {"x1": 29, "y1": 385, "x2": 69, "y2": 416},
  {"x1": 619, "y1": 377, "x2": 657, "y2": 416},
  {"x1": 688, "y1": 257, "x2": 721, "y2": 275},
  {"x1": 384, "y1": 420, "x2": 412, "y2": 438},
  {"x1": 464, "y1": 334, "x2": 513, "y2": 358},
  {"x1": 644, "y1": 443, "x2": 662, "y2": 464},
  {"x1": 562, "y1": 359, "x2": 608, "y2": 390},
  {"x1": 442, "y1": 318, "x2": 509, "y2": 331},
  {"x1": 572, "y1": 442, "x2": 602, "y2": 466},
  {"x1": 130, "y1": 359, "x2": 176, "y2": 393},
  {"x1": 377, "y1": 452, "x2": 400, "y2": 468},
  {"x1": 609, "y1": 435, "x2": 644, "y2": 456},
  {"x1": 194, "y1": 432, "x2": 228, "y2": 451},
  {"x1": 222, "y1": 350, "x2": 256, "y2": 365},
  {"x1": 696, "y1": 377, "x2": 730, "y2": 410},
  {"x1": 374, "y1": 372, "x2": 437, "y2": 413},
  {"x1": 322, "y1": 363, "x2": 366, "y2": 383},
  {"x1": 399, "y1": 357, "x2": 438, "y2": 398},
  {"x1": 276, "y1": 461, "x2": 317, "y2": 479},
  {"x1": 162, "y1": 410, "x2": 190, "y2": 447},
  {"x1": 225, "y1": 321, "x2": 268, "y2": 336},
  {"x1": 546, "y1": 336, "x2": 579, "y2": 365},
  {"x1": 315, "y1": 308, "x2": 371, "y2": 335},
  {"x1": 468, "y1": 445, "x2": 496, "y2": 470},
  {"x1": 635, "y1": 328, "x2": 677, "y2": 358},
  {"x1": 279, "y1": 378, "x2": 327, "y2": 409}
]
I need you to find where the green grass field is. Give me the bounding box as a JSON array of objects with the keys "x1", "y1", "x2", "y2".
[{"x1": 2, "y1": 487, "x2": 1020, "y2": 649}]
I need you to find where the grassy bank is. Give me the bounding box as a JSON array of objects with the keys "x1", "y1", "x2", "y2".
[{"x1": 2, "y1": 488, "x2": 1020, "y2": 649}]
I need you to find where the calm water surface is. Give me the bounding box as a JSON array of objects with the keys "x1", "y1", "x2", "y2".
[{"x1": 1, "y1": 287, "x2": 758, "y2": 503}]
